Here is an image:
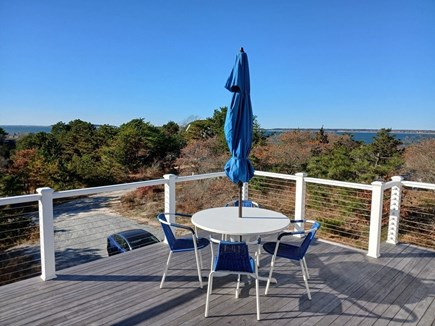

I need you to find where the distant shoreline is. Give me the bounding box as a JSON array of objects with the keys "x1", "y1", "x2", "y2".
[
  {"x1": 263, "y1": 128, "x2": 435, "y2": 134},
  {"x1": 1, "y1": 125, "x2": 52, "y2": 138}
]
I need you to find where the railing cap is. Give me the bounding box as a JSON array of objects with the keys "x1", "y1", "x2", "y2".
[
  {"x1": 37, "y1": 187, "x2": 54, "y2": 194},
  {"x1": 164, "y1": 174, "x2": 177, "y2": 180}
]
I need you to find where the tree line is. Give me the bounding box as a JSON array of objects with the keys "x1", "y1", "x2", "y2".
[{"x1": 1, "y1": 109, "x2": 434, "y2": 197}]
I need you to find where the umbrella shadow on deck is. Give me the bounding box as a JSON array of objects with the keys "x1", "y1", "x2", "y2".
[
  {"x1": 317, "y1": 259, "x2": 431, "y2": 323},
  {"x1": 257, "y1": 242, "x2": 432, "y2": 323}
]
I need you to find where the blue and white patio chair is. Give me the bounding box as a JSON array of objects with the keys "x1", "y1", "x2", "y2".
[
  {"x1": 225, "y1": 199, "x2": 260, "y2": 208},
  {"x1": 157, "y1": 213, "x2": 210, "y2": 289},
  {"x1": 205, "y1": 237, "x2": 261, "y2": 320},
  {"x1": 262, "y1": 220, "x2": 320, "y2": 300}
]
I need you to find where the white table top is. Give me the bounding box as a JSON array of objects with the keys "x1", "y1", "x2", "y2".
[{"x1": 192, "y1": 207, "x2": 290, "y2": 237}]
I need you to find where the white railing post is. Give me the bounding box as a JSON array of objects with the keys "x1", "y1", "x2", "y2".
[
  {"x1": 387, "y1": 176, "x2": 403, "y2": 245},
  {"x1": 294, "y1": 172, "x2": 307, "y2": 234},
  {"x1": 37, "y1": 187, "x2": 56, "y2": 281},
  {"x1": 368, "y1": 181, "x2": 384, "y2": 258},
  {"x1": 242, "y1": 182, "x2": 249, "y2": 200},
  {"x1": 164, "y1": 174, "x2": 177, "y2": 226}
]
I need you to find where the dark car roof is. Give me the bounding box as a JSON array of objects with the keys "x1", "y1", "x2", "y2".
[
  {"x1": 112, "y1": 229, "x2": 160, "y2": 249},
  {"x1": 117, "y1": 229, "x2": 153, "y2": 238}
]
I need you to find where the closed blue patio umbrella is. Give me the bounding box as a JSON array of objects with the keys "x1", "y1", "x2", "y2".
[{"x1": 224, "y1": 48, "x2": 255, "y2": 217}]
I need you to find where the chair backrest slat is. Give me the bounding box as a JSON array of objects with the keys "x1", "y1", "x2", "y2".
[
  {"x1": 225, "y1": 200, "x2": 259, "y2": 208},
  {"x1": 158, "y1": 213, "x2": 176, "y2": 250},
  {"x1": 215, "y1": 241, "x2": 253, "y2": 273},
  {"x1": 298, "y1": 221, "x2": 321, "y2": 258}
]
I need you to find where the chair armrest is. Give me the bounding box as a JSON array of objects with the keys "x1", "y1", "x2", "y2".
[
  {"x1": 161, "y1": 212, "x2": 192, "y2": 218},
  {"x1": 289, "y1": 219, "x2": 316, "y2": 224},
  {"x1": 209, "y1": 237, "x2": 221, "y2": 244},
  {"x1": 170, "y1": 222, "x2": 195, "y2": 235},
  {"x1": 278, "y1": 231, "x2": 306, "y2": 240},
  {"x1": 175, "y1": 213, "x2": 193, "y2": 218},
  {"x1": 157, "y1": 214, "x2": 195, "y2": 234}
]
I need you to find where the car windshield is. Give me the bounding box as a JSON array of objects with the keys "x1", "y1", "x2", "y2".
[
  {"x1": 113, "y1": 234, "x2": 130, "y2": 250},
  {"x1": 125, "y1": 232, "x2": 159, "y2": 249}
]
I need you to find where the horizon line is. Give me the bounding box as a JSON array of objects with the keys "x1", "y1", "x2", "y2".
[{"x1": 1, "y1": 124, "x2": 434, "y2": 133}]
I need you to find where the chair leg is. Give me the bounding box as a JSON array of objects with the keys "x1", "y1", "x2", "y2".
[
  {"x1": 199, "y1": 250, "x2": 204, "y2": 269},
  {"x1": 160, "y1": 251, "x2": 172, "y2": 288},
  {"x1": 205, "y1": 272, "x2": 214, "y2": 317},
  {"x1": 255, "y1": 275, "x2": 260, "y2": 320},
  {"x1": 265, "y1": 255, "x2": 277, "y2": 295},
  {"x1": 194, "y1": 248, "x2": 203, "y2": 288},
  {"x1": 300, "y1": 260, "x2": 311, "y2": 300},
  {"x1": 236, "y1": 274, "x2": 241, "y2": 298},
  {"x1": 302, "y1": 257, "x2": 310, "y2": 279}
]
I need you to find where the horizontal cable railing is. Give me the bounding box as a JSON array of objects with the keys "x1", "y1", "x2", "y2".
[
  {"x1": 174, "y1": 175, "x2": 237, "y2": 234},
  {"x1": 176, "y1": 176, "x2": 237, "y2": 213},
  {"x1": 249, "y1": 174, "x2": 296, "y2": 219},
  {"x1": 0, "y1": 203, "x2": 41, "y2": 286},
  {"x1": 304, "y1": 181, "x2": 372, "y2": 250},
  {"x1": 251, "y1": 173, "x2": 374, "y2": 251},
  {"x1": 399, "y1": 185, "x2": 435, "y2": 250}
]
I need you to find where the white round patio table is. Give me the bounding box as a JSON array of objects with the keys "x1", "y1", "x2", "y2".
[{"x1": 192, "y1": 207, "x2": 290, "y2": 238}]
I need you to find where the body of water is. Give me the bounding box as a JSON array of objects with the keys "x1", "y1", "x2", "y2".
[
  {"x1": 1, "y1": 125, "x2": 52, "y2": 135},
  {"x1": 264, "y1": 129, "x2": 435, "y2": 144},
  {"x1": 335, "y1": 132, "x2": 435, "y2": 144}
]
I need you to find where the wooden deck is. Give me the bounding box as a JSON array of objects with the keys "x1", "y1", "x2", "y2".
[{"x1": 0, "y1": 237, "x2": 434, "y2": 325}]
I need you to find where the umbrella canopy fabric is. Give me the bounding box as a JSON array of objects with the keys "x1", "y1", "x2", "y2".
[{"x1": 224, "y1": 49, "x2": 255, "y2": 185}]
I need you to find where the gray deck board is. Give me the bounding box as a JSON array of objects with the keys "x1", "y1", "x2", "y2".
[
  {"x1": 0, "y1": 237, "x2": 434, "y2": 326},
  {"x1": 280, "y1": 243, "x2": 407, "y2": 326},
  {"x1": 355, "y1": 246, "x2": 435, "y2": 326},
  {"x1": 416, "y1": 297, "x2": 435, "y2": 326},
  {"x1": 320, "y1": 245, "x2": 425, "y2": 326}
]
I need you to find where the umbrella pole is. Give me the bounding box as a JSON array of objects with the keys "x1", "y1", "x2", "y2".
[{"x1": 238, "y1": 182, "x2": 243, "y2": 218}]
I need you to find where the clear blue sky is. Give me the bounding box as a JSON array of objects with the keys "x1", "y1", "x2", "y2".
[{"x1": 1, "y1": 0, "x2": 434, "y2": 130}]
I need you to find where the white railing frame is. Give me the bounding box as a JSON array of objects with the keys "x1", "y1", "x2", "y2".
[
  {"x1": 37, "y1": 187, "x2": 56, "y2": 280},
  {"x1": 1, "y1": 172, "x2": 434, "y2": 282},
  {"x1": 164, "y1": 174, "x2": 176, "y2": 235},
  {"x1": 387, "y1": 176, "x2": 403, "y2": 245},
  {"x1": 293, "y1": 172, "x2": 307, "y2": 235},
  {"x1": 402, "y1": 181, "x2": 435, "y2": 191},
  {"x1": 367, "y1": 181, "x2": 384, "y2": 258},
  {"x1": 242, "y1": 182, "x2": 249, "y2": 200}
]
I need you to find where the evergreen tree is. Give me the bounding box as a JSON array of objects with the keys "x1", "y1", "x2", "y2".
[
  {"x1": 307, "y1": 129, "x2": 404, "y2": 183},
  {"x1": 0, "y1": 127, "x2": 9, "y2": 169},
  {"x1": 315, "y1": 126, "x2": 329, "y2": 144}
]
